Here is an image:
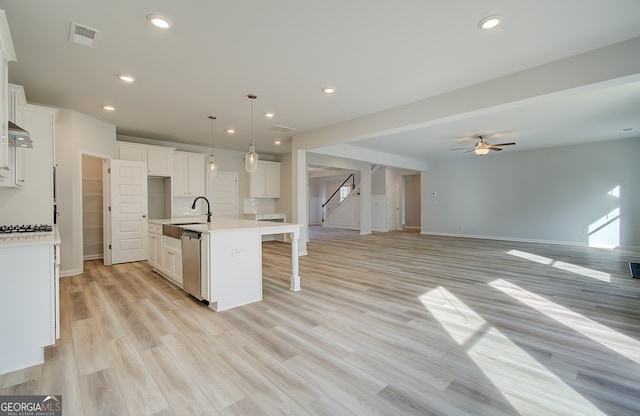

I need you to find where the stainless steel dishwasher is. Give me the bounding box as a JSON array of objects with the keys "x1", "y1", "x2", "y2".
[{"x1": 180, "y1": 229, "x2": 203, "y2": 300}]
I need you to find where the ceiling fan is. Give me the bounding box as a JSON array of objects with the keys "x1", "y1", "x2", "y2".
[{"x1": 452, "y1": 136, "x2": 516, "y2": 155}]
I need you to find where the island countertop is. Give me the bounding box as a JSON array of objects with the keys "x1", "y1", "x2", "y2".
[{"x1": 150, "y1": 217, "x2": 301, "y2": 237}]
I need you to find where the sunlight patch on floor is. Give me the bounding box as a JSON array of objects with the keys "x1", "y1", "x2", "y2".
[
  {"x1": 419, "y1": 286, "x2": 605, "y2": 415},
  {"x1": 508, "y1": 249, "x2": 610, "y2": 282},
  {"x1": 508, "y1": 249, "x2": 553, "y2": 265},
  {"x1": 490, "y1": 279, "x2": 640, "y2": 365}
]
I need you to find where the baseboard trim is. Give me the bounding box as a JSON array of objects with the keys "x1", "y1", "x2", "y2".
[
  {"x1": 421, "y1": 231, "x2": 640, "y2": 251},
  {"x1": 420, "y1": 231, "x2": 590, "y2": 248},
  {"x1": 60, "y1": 267, "x2": 83, "y2": 277}
]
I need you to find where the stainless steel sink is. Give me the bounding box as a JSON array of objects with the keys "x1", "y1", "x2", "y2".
[{"x1": 161, "y1": 222, "x2": 203, "y2": 239}]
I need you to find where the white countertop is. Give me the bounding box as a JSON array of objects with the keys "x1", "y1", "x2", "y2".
[
  {"x1": 150, "y1": 218, "x2": 300, "y2": 236},
  {"x1": 0, "y1": 227, "x2": 61, "y2": 248}
]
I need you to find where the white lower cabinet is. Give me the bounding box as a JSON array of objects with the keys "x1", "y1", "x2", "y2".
[
  {"x1": 148, "y1": 232, "x2": 161, "y2": 269},
  {"x1": 148, "y1": 223, "x2": 184, "y2": 288},
  {"x1": 148, "y1": 223, "x2": 162, "y2": 269},
  {"x1": 162, "y1": 236, "x2": 183, "y2": 286},
  {"x1": 0, "y1": 240, "x2": 59, "y2": 374}
]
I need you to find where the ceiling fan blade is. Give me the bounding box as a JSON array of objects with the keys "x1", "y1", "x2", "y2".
[
  {"x1": 489, "y1": 147, "x2": 502, "y2": 151},
  {"x1": 464, "y1": 149, "x2": 476, "y2": 153},
  {"x1": 490, "y1": 142, "x2": 516, "y2": 147},
  {"x1": 451, "y1": 147, "x2": 473, "y2": 151}
]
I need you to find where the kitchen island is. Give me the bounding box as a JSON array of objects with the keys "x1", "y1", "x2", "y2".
[{"x1": 149, "y1": 218, "x2": 301, "y2": 311}]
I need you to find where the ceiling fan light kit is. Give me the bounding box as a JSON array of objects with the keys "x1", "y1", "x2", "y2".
[{"x1": 452, "y1": 135, "x2": 516, "y2": 156}]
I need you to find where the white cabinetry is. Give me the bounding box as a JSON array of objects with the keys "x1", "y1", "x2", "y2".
[
  {"x1": 172, "y1": 151, "x2": 205, "y2": 197},
  {"x1": 117, "y1": 141, "x2": 174, "y2": 177},
  {"x1": 148, "y1": 223, "x2": 162, "y2": 269},
  {"x1": 0, "y1": 238, "x2": 60, "y2": 374},
  {"x1": 0, "y1": 84, "x2": 27, "y2": 188},
  {"x1": 0, "y1": 11, "x2": 17, "y2": 182},
  {"x1": 162, "y1": 236, "x2": 183, "y2": 286},
  {"x1": 248, "y1": 160, "x2": 280, "y2": 198}
]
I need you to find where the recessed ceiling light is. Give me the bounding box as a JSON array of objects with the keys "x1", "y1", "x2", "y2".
[
  {"x1": 147, "y1": 14, "x2": 172, "y2": 29},
  {"x1": 478, "y1": 14, "x2": 503, "y2": 30},
  {"x1": 226, "y1": 129, "x2": 235, "y2": 134},
  {"x1": 322, "y1": 86, "x2": 336, "y2": 94},
  {"x1": 118, "y1": 73, "x2": 135, "y2": 83},
  {"x1": 264, "y1": 112, "x2": 275, "y2": 118},
  {"x1": 103, "y1": 105, "x2": 115, "y2": 111},
  {"x1": 274, "y1": 140, "x2": 281, "y2": 145}
]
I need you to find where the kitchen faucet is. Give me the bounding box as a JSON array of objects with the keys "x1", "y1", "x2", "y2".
[{"x1": 191, "y1": 196, "x2": 212, "y2": 222}]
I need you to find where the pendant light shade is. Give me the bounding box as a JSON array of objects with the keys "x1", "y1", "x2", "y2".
[
  {"x1": 208, "y1": 116, "x2": 218, "y2": 178},
  {"x1": 245, "y1": 94, "x2": 259, "y2": 173}
]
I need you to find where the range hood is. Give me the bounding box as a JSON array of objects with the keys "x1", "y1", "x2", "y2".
[{"x1": 8, "y1": 121, "x2": 33, "y2": 148}]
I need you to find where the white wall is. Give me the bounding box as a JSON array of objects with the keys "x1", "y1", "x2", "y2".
[
  {"x1": 421, "y1": 137, "x2": 640, "y2": 248},
  {"x1": 56, "y1": 109, "x2": 117, "y2": 276}
]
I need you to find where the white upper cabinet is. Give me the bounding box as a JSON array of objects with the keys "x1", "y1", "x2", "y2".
[
  {"x1": 0, "y1": 11, "x2": 17, "y2": 182},
  {"x1": 172, "y1": 151, "x2": 205, "y2": 197},
  {"x1": 248, "y1": 160, "x2": 280, "y2": 198},
  {"x1": 117, "y1": 141, "x2": 174, "y2": 177},
  {"x1": 0, "y1": 84, "x2": 27, "y2": 188}
]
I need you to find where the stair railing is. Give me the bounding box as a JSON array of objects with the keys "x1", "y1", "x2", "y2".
[{"x1": 321, "y1": 173, "x2": 355, "y2": 221}]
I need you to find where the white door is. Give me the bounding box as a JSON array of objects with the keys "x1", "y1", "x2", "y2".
[
  {"x1": 109, "y1": 159, "x2": 148, "y2": 264},
  {"x1": 208, "y1": 172, "x2": 238, "y2": 219},
  {"x1": 387, "y1": 180, "x2": 400, "y2": 231}
]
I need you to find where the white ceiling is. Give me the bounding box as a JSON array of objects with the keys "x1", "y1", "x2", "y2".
[{"x1": 1, "y1": 0, "x2": 640, "y2": 160}]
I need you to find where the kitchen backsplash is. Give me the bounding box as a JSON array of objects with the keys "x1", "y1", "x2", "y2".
[
  {"x1": 243, "y1": 198, "x2": 276, "y2": 214},
  {"x1": 173, "y1": 197, "x2": 206, "y2": 217}
]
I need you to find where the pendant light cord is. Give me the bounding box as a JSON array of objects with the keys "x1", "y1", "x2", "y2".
[
  {"x1": 248, "y1": 94, "x2": 257, "y2": 145},
  {"x1": 209, "y1": 115, "x2": 216, "y2": 155}
]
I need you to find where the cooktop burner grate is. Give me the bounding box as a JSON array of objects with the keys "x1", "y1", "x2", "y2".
[{"x1": 0, "y1": 224, "x2": 53, "y2": 234}]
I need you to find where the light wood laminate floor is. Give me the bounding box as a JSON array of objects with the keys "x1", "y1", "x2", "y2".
[{"x1": 2, "y1": 227, "x2": 640, "y2": 415}]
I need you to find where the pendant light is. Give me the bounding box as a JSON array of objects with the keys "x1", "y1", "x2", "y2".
[
  {"x1": 245, "y1": 94, "x2": 259, "y2": 173},
  {"x1": 208, "y1": 116, "x2": 218, "y2": 178}
]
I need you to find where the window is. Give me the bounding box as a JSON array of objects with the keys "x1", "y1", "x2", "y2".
[{"x1": 338, "y1": 185, "x2": 351, "y2": 203}]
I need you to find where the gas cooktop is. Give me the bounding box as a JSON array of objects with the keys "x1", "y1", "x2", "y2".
[{"x1": 0, "y1": 224, "x2": 53, "y2": 234}]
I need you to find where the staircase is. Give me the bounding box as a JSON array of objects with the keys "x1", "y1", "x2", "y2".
[{"x1": 322, "y1": 165, "x2": 381, "y2": 230}]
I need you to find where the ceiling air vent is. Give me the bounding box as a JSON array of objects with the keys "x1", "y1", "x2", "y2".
[
  {"x1": 69, "y1": 22, "x2": 100, "y2": 47},
  {"x1": 269, "y1": 125, "x2": 297, "y2": 133}
]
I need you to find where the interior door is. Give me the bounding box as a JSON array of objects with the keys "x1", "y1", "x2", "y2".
[
  {"x1": 108, "y1": 159, "x2": 148, "y2": 264},
  {"x1": 208, "y1": 172, "x2": 238, "y2": 219}
]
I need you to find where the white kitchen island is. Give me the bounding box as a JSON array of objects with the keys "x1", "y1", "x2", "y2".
[{"x1": 150, "y1": 218, "x2": 301, "y2": 311}]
